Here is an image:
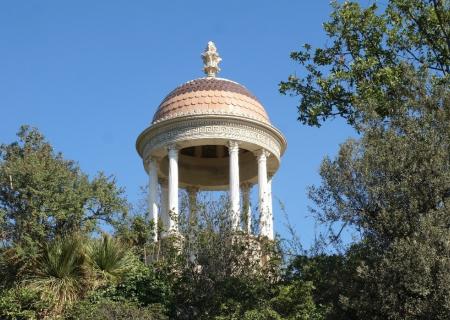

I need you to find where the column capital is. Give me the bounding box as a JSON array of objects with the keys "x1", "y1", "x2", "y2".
[
  {"x1": 145, "y1": 155, "x2": 160, "y2": 167},
  {"x1": 228, "y1": 140, "x2": 240, "y2": 152},
  {"x1": 167, "y1": 144, "x2": 179, "y2": 151},
  {"x1": 254, "y1": 149, "x2": 271, "y2": 161},
  {"x1": 167, "y1": 144, "x2": 179, "y2": 158}
]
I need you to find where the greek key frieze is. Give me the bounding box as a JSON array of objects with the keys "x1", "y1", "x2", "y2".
[{"x1": 142, "y1": 119, "x2": 282, "y2": 159}]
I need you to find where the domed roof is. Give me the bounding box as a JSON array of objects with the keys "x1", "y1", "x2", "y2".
[
  {"x1": 152, "y1": 77, "x2": 270, "y2": 124},
  {"x1": 137, "y1": 41, "x2": 287, "y2": 188}
]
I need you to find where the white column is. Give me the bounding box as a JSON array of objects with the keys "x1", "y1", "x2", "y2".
[
  {"x1": 148, "y1": 157, "x2": 158, "y2": 242},
  {"x1": 267, "y1": 176, "x2": 274, "y2": 240},
  {"x1": 229, "y1": 141, "x2": 240, "y2": 230},
  {"x1": 168, "y1": 145, "x2": 179, "y2": 233},
  {"x1": 256, "y1": 149, "x2": 269, "y2": 238},
  {"x1": 241, "y1": 183, "x2": 252, "y2": 234},
  {"x1": 159, "y1": 178, "x2": 169, "y2": 234}
]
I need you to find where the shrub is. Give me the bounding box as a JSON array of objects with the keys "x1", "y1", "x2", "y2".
[
  {"x1": 66, "y1": 299, "x2": 167, "y2": 320},
  {"x1": 0, "y1": 286, "x2": 53, "y2": 320}
]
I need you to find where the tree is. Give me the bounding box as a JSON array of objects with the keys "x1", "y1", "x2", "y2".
[
  {"x1": 280, "y1": 0, "x2": 449, "y2": 129},
  {"x1": 287, "y1": 254, "x2": 357, "y2": 320},
  {"x1": 114, "y1": 215, "x2": 154, "y2": 262},
  {"x1": 163, "y1": 194, "x2": 279, "y2": 319},
  {"x1": 309, "y1": 105, "x2": 450, "y2": 318},
  {"x1": 0, "y1": 126, "x2": 127, "y2": 280},
  {"x1": 146, "y1": 194, "x2": 326, "y2": 320},
  {"x1": 280, "y1": 0, "x2": 450, "y2": 318}
]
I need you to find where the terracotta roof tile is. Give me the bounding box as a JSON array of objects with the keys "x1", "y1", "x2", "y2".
[{"x1": 152, "y1": 77, "x2": 270, "y2": 124}]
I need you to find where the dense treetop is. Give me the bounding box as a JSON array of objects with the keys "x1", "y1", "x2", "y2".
[{"x1": 280, "y1": 0, "x2": 449, "y2": 129}]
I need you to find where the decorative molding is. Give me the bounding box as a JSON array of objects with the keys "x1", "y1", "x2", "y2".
[{"x1": 140, "y1": 117, "x2": 284, "y2": 161}]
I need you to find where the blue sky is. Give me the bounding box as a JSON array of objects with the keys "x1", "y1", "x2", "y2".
[{"x1": 0, "y1": 1, "x2": 356, "y2": 249}]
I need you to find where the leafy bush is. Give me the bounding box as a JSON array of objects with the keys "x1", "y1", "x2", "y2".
[
  {"x1": 93, "y1": 262, "x2": 172, "y2": 310},
  {"x1": 0, "y1": 286, "x2": 53, "y2": 320},
  {"x1": 66, "y1": 298, "x2": 167, "y2": 320}
]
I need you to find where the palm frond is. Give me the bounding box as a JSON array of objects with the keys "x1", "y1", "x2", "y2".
[
  {"x1": 87, "y1": 233, "x2": 134, "y2": 285},
  {"x1": 25, "y1": 235, "x2": 89, "y2": 314}
]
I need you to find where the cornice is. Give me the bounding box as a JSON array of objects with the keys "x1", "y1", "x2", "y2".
[{"x1": 136, "y1": 114, "x2": 287, "y2": 159}]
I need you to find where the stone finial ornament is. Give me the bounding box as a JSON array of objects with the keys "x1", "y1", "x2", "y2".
[{"x1": 202, "y1": 41, "x2": 222, "y2": 77}]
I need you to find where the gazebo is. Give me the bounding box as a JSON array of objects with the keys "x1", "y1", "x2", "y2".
[{"x1": 136, "y1": 42, "x2": 287, "y2": 241}]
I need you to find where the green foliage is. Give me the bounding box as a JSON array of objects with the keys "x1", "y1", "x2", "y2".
[
  {"x1": 161, "y1": 195, "x2": 279, "y2": 319},
  {"x1": 0, "y1": 126, "x2": 127, "y2": 280},
  {"x1": 66, "y1": 298, "x2": 167, "y2": 320},
  {"x1": 1, "y1": 232, "x2": 139, "y2": 318},
  {"x1": 0, "y1": 286, "x2": 53, "y2": 320},
  {"x1": 140, "y1": 194, "x2": 324, "y2": 320},
  {"x1": 216, "y1": 307, "x2": 282, "y2": 320},
  {"x1": 308, "y1": 70, "x2": 450, "y2": 318},
  {"x1": 117, "y1": 214, "x2": 153, "y2": 246},
  {"x1": 214, "y1": 280, "x2": 327, "y2": 320},
  {"x1": 287, "y1": 254, "x2": 359, "y2": 320},
  {"x1": 87, "y1": 234, "x2": 134, "y2": 285},
  {"x1": 26, "y1": 235, "x2": 89, "y2": 315},
  {"x1": 280, "y1": 0, "x2": 449, "y2": 128},
  {"x1": 115, "y1": 214, "x2": 155, "y2": 262},
  {"x1": 280, "y1": 0, "x2": 450, "y2": 318},
  {"x1": 92, "y1": 261, "x2": 172, "y2": 311},
  {"x1": 270, "y1": 281, "x2": 326, "y2": 319}
]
